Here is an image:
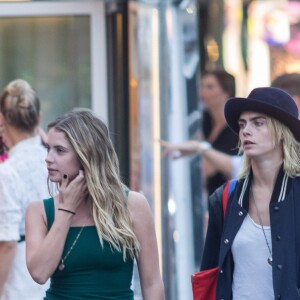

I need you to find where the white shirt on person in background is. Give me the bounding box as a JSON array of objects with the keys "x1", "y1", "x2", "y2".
[
  {"x1": 0, "y1": 136, "x2": 50, "y2": 300},
  {"x1": 232, "y1": 155, "x2": 243, "y2": 179}
]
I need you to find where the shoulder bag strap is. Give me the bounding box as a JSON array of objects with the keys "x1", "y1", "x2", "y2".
[{"x1": 222, "y1": 179, "x2": 238, "y2": 217}]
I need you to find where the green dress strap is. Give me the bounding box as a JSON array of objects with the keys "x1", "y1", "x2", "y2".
[
  {"x1": 124, "y1": 187, "x2": 130, "y2": 198},
  {"x1": 43, "y1": 198, "x2": 55, "y2": 230}
]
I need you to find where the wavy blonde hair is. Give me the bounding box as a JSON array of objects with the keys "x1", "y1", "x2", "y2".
[
  {"x1": 238, "y1": 116, "x2": 300, "y2": 178},
  {"x1": 48, "y1": 109, "x2": 139, "y2": 259}
]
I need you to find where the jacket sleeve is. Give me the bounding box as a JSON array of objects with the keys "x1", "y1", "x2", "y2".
[{"x1": 200, "y1": 184, "x2": 225, "y2": 271}]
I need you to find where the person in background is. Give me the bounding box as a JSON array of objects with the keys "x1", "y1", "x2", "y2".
[
  {"x1": 0, "y1": 79, "x2": 49, "y2": 300},
  {"x1": 0, "y1": 119, "x2": 46, "y2": 165},
  {"x1": 197, "y1": 69, "x2": 239, "y2": 195},
  {"x1": 25, "y1": 109, "x2": 164, "y2": 300},
  {"x1": 201, "y1": 87, "x2": 300, "y2": 299},
  {"x1": 0, "y1": 136, "x2": 8, "y2": 162},
  {"x1": 162, "y1": 69, "x2": 239, "y2": 197},
  {"x1": 161, "y1": 72, "x2": 300, "y2": 180},
  {"x1": 271, "y1": 72, "x2": 300, "y2": 111}
]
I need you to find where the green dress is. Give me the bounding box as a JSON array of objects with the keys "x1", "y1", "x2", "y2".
[{"x1": 43, "y1": 198, "x2": 134, "y2": 300}]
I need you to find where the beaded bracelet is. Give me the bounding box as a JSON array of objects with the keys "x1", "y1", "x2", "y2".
[{"x1": 58, "y1": 208, "x2": 76, "y2": 215}]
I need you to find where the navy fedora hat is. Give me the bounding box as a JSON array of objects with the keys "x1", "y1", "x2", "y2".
[{"x1": 224, "y1": 87, "x2": 300, "y2": 142}]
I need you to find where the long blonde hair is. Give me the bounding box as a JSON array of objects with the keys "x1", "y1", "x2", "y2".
[
  {"x1": 48, "y1": 109, "x2": 139, "y2": 259},
  {"x1": 238, "y1": 116, "x2": 300, "y2": 178}
]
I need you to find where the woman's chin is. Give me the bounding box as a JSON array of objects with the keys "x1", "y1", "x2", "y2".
[{"x1": 48, "y1": 175, "x2": 61, "y2": 183}]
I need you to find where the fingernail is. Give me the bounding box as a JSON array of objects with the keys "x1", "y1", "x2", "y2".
[{"x1": 63, "y1": 174, "x2": 67, "y2": 179}]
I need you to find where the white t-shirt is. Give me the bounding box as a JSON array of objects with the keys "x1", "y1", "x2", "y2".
[
  {"x1": 232, "y1": 214, "x2": 274, "y2": 300},
  {"x1": 0, "y1": 136, "x2": 50, "y2": 300}
]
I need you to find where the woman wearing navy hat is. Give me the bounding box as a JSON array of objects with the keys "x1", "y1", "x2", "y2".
[{"x1": 200, "y1": 87, "x2": 300, "y2": 299}]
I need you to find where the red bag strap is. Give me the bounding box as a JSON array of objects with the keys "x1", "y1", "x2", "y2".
[{"x1": 222, "y1": 179, "x2": 237, "y2": 217}]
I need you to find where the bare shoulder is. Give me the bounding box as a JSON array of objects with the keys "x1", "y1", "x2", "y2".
[
  {"x1": 26, "y1": 200, "x2": 47, "y2": 225},
  {"x1": 27, "y1": 200, "x2": 44, "y2": 213},
  {"x1": 127, "y1": 191, "x2": 150, "y2": 209},
  {"x1": 127, "y1": 191, "x2": 152, "y2": 222},
  {"x1": 27, "y1": 197, "x2": 58, "y2": 211}
]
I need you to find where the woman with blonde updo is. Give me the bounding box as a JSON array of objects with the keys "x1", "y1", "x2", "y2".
[{"x1": 0, "y1": 79, "x2": 49, "y2": 300}]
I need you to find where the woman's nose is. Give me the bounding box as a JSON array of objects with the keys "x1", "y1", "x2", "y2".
[
  {"x1": 45, "y1": 151, "x2": 53, "y2": 163},
  {"x1": 241, "y1": 123, "x2": 252, "y2": 136}
]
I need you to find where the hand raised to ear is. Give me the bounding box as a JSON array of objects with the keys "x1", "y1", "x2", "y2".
[{"x1": 58, "y1": 170, "x2": 88, "y2": 213}]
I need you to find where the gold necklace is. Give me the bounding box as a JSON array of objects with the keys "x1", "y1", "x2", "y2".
[{"x1": 58, "y1": 224, "x2": 86, "y2": 271}]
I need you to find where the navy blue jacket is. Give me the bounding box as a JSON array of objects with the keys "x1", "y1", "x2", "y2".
[{"x1": 201, "y1": 168, "x2": 300, "y2": 299}]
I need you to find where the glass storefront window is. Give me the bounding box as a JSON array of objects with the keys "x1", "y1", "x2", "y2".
[
  {"x1": 0, "y1": 16, "x2": 91, "y2": 128},
  {"x1": 0, "y1": 1, "x2": 106, "y2": 127}
]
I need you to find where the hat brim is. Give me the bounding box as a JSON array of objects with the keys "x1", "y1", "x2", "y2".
[{"x1": 225, "y1": 97, "x2": 300, "y2": 142}]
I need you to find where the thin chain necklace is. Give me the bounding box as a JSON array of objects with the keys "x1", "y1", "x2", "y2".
[
  {"x1": 250, "y1": 186, "x2": 273, "y2": 266},
  {"x1": 58, "y1": 223, "x2": 86, "y2": 271}
]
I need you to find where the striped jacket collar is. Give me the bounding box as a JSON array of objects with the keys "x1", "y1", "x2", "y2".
[{"x1": 237, "y1": 166, "x2": 290, "y2": 209}]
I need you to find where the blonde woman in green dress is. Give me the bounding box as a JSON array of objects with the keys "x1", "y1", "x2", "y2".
[{"x1": 25, "y1": 109, "x2": 164, "y2": 299}]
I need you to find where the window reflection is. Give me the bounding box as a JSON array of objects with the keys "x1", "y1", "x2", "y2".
[{"x1": 0, "y1": 16, "x2": 91, "y2": 128}]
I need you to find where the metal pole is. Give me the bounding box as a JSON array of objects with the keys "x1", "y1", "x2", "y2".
[{"x1": 167, "y1": 5, "x2": 195, "y2": 300}]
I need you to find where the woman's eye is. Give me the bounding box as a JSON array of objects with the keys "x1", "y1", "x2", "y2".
[
  {"x1": 238, "y1": 123, "x2": 245, "y2": 129},
  {"x1": 57, "y1": 146, "x2": 70, "y2": 154},
  {"x1": 254, "y1": 120, "x2": 263, "y2": 127}
]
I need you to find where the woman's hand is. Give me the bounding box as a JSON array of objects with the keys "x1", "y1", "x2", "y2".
[{"x1": 58, "y1": 170, "x2": 88, "y2": 213}]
